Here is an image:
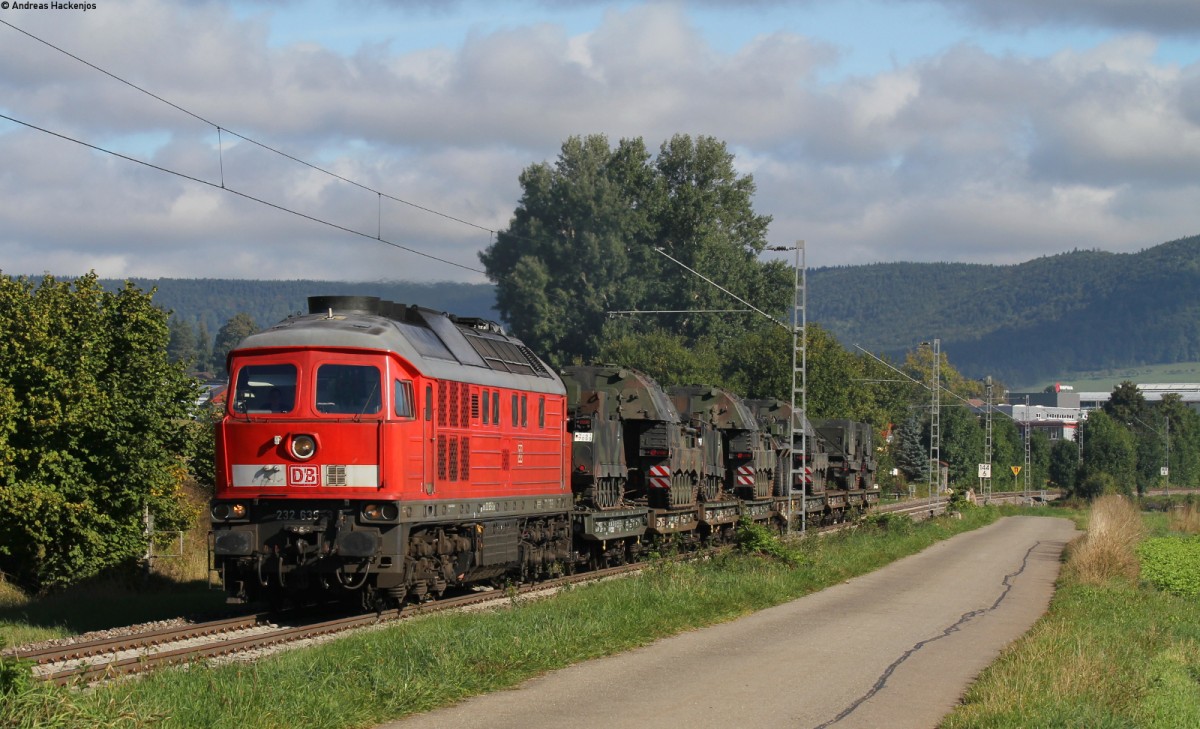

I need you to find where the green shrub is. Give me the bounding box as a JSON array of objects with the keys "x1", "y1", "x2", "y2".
[
  {"x1": 1138, "y1": 536, "x2": 1200, "y2": 597},
  {"x1": 734, "y1": 517, "x2": 801, "y2": 566}
]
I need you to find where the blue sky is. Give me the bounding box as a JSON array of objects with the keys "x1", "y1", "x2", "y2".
[{"x1": 2, "y1": 0, "x2": 1200, "y2": 283}]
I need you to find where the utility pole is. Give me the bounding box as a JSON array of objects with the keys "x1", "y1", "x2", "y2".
[
  {"x1": 766, "y1": 243, "x2": 806, "y2": 534},
  {"x1": 1164, "y1": 416, "x2": 1170, "y2": 497},
  {"x1": 1024, "y1": 395, "x2": 1031, "y2": 504},
  {"x1": 983, "y1": 376, "x2": 993, "y2": 503},
  {"x1": 927, "y1": 339, "x2": 940, "y2": 508}
]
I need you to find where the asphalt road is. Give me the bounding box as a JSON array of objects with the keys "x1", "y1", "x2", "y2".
[{"x1": 379, "y1": 516, "x2": 1079, "y2": 729}]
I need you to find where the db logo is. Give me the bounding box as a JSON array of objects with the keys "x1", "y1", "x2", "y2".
[
  {"x1": 1, "y1": 3, "x2": 10, "y2": 9},
  {"x1": 289, "y1": 465, "x2": 319, "y2": 486}
]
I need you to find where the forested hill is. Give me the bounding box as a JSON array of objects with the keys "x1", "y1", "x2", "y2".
[
  {"x1": 96, "y1": 234, "x2": 1200, "y2": 386},
  {"x1": 100, "y1": 278, "x2": 498, "y2": 336},
  {"x1": 809, "y1": 234, "x2": 1200, "y2": 384}
]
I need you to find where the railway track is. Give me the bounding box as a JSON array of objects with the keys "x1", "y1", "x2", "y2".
[
  {"x1": 6, "y1": 562, "x2": 642, "y2": 687},
  {"x1": 5, "y1": 493, "x2": 1055, "y2": 687}
]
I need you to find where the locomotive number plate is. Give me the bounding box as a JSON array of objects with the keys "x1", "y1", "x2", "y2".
[
  {"x1": 573, "y1": 432, "x2": 594, "y2": 442},
  {"x1": 288, "y1": 465, "x2": 319, "y2": 486}
]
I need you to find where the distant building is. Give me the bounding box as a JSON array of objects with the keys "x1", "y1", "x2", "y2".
[
  {"x1": 1003, "y1": 385, "x2": 1086, "y2": 441},
  {"x1": 1075, "y1": 383, "x2": 1200, "y2": 413}
]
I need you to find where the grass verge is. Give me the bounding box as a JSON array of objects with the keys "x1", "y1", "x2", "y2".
[
  {"x1": 1, "y1": 506, "x2": 1013, "y2": 728},
  {"x1": 942, "y1": 496, "x2": 1200, "y2": 729}
]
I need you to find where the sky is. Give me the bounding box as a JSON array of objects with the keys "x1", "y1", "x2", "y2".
[{"x1": 2, "y1": 0, "x2": 1200, "y2": 284}]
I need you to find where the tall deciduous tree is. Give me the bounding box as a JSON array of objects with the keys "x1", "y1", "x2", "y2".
[
  {"x1": 167, "y1": 316, "x2": 199, "y2": 368},
  {"x1": 481, "y1": 133, "x2": 788, "y2": 367},
  {"x1": 0, "y1": 273, "x2": 200, "y2": 592},
  {"x1": 212, "y1": 313, "x2": 260, "y2": 376},
  {"x1": 1077, "y1": 409, "x2": 1137, "y2": 497}
]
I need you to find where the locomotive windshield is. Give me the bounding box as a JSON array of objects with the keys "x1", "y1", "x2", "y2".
[
  {"x1": 316, "y1": 364, "x2": 381, "y2": 415},
  {"x1": 232, "y1": 364, "x2": 297, "y2": 414}
]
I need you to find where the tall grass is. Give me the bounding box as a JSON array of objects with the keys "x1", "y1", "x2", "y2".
[
  {"x1": 1064, "y1": 494, "x2": 1143, "y2": 585},
  {"x1": 1168, "y1": 501, "x2": 1200, "y2": 534}
]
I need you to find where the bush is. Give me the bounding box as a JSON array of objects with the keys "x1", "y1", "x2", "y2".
[
  {"x1": 1138, "y1": 536, "x2": 1200, "y2": 597},
  {"x1": 1066, "y1": 494, "x2": 1143, "y2": 584},
  {"x1": 735, "y1": 517, "x2": 801, "y2": 566}
]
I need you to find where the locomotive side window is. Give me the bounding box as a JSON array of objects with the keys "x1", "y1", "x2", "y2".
[
  {"x1": 482, "y1": 390, "x2": 490, "y2": 425},
  {"x1": 394, "y1": 379, "x2": 415, "y2": 418},
  {"x1": 233, "y1": 364, "x2": 297, "y2": 414},
  {"x1": 425, "y1": 384, "x2": 432, "y2": 421},
  {"x1": 491, "y1": 390, "x2": 499, "y2": 424},
  {"x1": 511, "y1": 394, "x2": 519, "y2": 427},
  {"x1": 316, "y1": 364, "x2": 381, "y2": 415},
  {"x1": 521, "y1": 394, "x2": 528, "y2": 427},
  {"x1": 538, "y1": 396, "x2": 545, "y2": 428}
]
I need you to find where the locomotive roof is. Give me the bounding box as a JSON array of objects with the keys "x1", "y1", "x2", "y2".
[{"x1": 233, "y1": 295, "x2": 563, "y2": 395}]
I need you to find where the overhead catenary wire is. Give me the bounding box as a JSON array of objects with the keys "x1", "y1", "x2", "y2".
[
  {"x1": 0, "y1": 18, "x2": 516, "y2": 272},
  {"x1": 0, "y1": 111, "x2": 486, "y2": 275},
  {"x1": 853, "y1": 343, "x2": 1020, "y2": 424}
]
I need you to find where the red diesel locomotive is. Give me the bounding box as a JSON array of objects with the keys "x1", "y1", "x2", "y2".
[{"x1": 210, "y1": 296, "x2": 573, "y2": 608}]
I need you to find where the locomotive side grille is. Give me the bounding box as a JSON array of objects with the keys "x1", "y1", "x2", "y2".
[
  {"x1": 324, "y1": 465, "x2": 347, "y2": 487},
  {"x1": 450, "y1": 381, "x2": 460, "y2": 427},
  {"x1": 437, "y1": 435, "x2": 448, "y2": 480},
  {"x1": 501, "y1": 448, "x2": 510, "y2": 471},
  {"x1": 462, "y1": 438, "x2": 470, "y2": 479},
  {"x1": 438, "y1": 385, "x2": 448, "y2": 427},
  {"x1": 449, "y1": 437, "x2": 460, "y2": 481},
  {"x1": 459, "y1": 382, "x2": 469, "y2": 426},
  {"x1": 471, "y1": 392, "x2": 480, "y2": 421}
]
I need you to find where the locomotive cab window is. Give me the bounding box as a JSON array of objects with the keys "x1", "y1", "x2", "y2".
[
  {"x1": 233, "y1": 364, "x2": 297, "y2": 414},
  {"x1": 394, "y1": 379, "x2": 415, "y2": 418},
  {"x1": 316, "y1": 364, "x2": 381, "y2": 415}
]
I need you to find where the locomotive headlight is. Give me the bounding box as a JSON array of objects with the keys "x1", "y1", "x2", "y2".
[
  {"x1": 290, "y1": 434, "x2": 317, "y2": 460},
  {"x1": 362, "y1": 503, "x2": 399, "y2": 522},
  {"x1": 211, "y1": 502, "x2": 248, "y2": 521}
]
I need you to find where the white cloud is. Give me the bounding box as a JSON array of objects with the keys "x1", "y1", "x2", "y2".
[{"x1": 1, "y1": 0, "x2": 1199, "y2": 284}]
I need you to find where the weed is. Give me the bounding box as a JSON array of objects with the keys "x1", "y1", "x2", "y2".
[
  {"x1": 734, "y1": 517, "x2": 802, "y2": 566},
  {"x1": 1138, "y1": 536, "x2": 1200, "y2": 597},
  {"x1": 1065, "y1": 494, "x2": 1143, "y2": 585}
]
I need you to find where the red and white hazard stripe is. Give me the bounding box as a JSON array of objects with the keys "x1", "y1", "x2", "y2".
[
  {"x1": 803, "y1": 466, "x2": 813, "y2": 484},
  {"x1": 648, "y1": 464, "x2": 671, "y2": 490},
  {"x1": 736, "y1": 464, "x2": 755, "y2": 487}
]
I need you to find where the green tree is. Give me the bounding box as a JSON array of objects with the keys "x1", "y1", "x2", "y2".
[
  {"x1": 481, "y1": 133, "x2": 788, "y2": 367},
  {"x1": 0, "y1": 273, "x2": 200, "y2": 592},
  {"x1": 1048, "y1": 439, "x2": 1079, "y2": 492},
  {"x1": 596, "y1": 329, "x2": 721, "y2": 389},
  {"x1": 166, "y1": 316, "x2": 199, "y2": 368},
  {"x1": 893, "y1": 411, "x2": 928, "y2": 483},
  {"x1": 941, "y1": 403, "x2": 985, "y2": 488},
  {"x1": 1158, "y1": 395, "x2": 1200, "y2": 488},
  {"x1": 195, "y1": 320, "x2": 213, "y2": 376},
  {"x1": 212, "y1": 313, "x2": 260, "y2": 376},
  {"x1": 1103, "y1": 381, "x2": 1148, "y2": 426},
  {"x1": 1077, "y1": 410, "x2": 1137, "y2": 498}
]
